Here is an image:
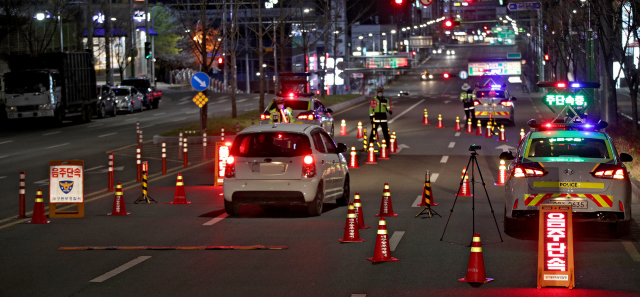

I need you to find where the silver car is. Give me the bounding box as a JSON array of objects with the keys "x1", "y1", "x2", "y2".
[
  {"x1": 501, "y1": 120, "x2": 633, "y2": 234},
  {"x1": 112, "y1": 86, "x2": 144, "y2": 114},
  {"x1": 259, "y1": 97, "x2": 335, "y2": 136},
  {"x1": 473, "y1": 84, "x2": 516, "y2": 125}
]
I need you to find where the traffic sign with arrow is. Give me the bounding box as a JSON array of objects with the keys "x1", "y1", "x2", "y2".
[{"x1": 191, "y1": 72, "x2": 210, "y2": 91}]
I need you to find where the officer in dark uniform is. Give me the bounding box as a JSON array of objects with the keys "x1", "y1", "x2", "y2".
[{"x1": 369, "y1": 87, "x2": 393, "y2": 145}]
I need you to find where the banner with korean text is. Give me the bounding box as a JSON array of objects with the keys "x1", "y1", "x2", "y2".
[{"x1": 537, "y1": 204, "x2": 575, "y2": 289}]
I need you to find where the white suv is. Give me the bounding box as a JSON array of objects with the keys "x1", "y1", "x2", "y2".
[{"x1": 223, "y1": 124, "x2": 350, "y2": 216}]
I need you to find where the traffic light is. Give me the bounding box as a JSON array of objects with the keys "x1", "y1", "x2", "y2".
[
  {"x1": 144, "y1": 42, "x2": 151, "y2": 59},
  {"x1": 484, "y1": 26, "x2": 488, "y2": 29},
  {"x1": 544, "y1": 54, "x2": 549, "y2": 61},
  {"x1": 395, "y1": 0, "x2": 402, "y2": 4},
  {"x1": 218, "y1": 57, "x2": 223, "y2": 64},
  {"x1": 444, "y1": 19, "x2": 460, "y2": 28},
  {"x1": 443, "y1": 73, "x2": 450, "y2": 79},
  {"x1": 412, "y1": 51, "x2": 417, "y2": 56}
]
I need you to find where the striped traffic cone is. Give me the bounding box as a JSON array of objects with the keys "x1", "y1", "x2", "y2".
[
  {"x1": 392, "y1": 131, "x2": 398, "y2": 153},
  {"x1": 437, "y1": 114, "x2": 445, "y2": 128},
  {"x1": 340, "y1": 119, "x2": 348, "y2": 136},
  {"x1": 376, "y1": 183, "x2": 398, "y2": 217},
  {"x1": 171, "y1": 173, "x2": 190, "y2": 204},
  {"x1": 498, "y1": 125, "x2": 506, "y2": 141},
  {"x1": 458, "y1": 233, "x2": 494, "y2": 283},
  {"x1": 476, "y1": 120, "x2": 483, "y2": 136},
  {"x1": 485, "y1": 122, "x2": 492, "y2": 138},
  {"x1": 422, "y1": 109, "x2": 430, "y2": 125},
  {"x1": 458, "y1": 167, "x2": 472, "y2": 197},
  {"x1": 353, "y1": 193, "x2": 370, "y2": 229},
  {"x1": 356, "y1": 122, "x2": 363, "y2": 138},
  {"x1": 454, "y1": 116, "x2": 462, "y2": 131},
  {"x1": 466, "y1": 118, "x2": 473, "y2": 134},
  {"x1": 339, "y1": 203, "x2": 365, "y2": 243},
  {"x1": 349, "y1": 146, "x2": 359, "y2": 169},
  {"x1": 494, "y1": 160, "x2": 506, "y2": 186},
  {"x1": 108, "y1": 182, "x2": 131, "y2": 216},
  {"x1": 28, "y1": 189, "x2": 50, "y2": 224},
  {"x1": 519, "y1": 128, "x2": 525, "y2": 143},
  {"x1": 418, "y1": 170, "x2": 438, "y2": 206},
  {"x1": 366, "y1": 217, "x2": 399, "y2": 262},
  {"x1": 379, "y1": 139, "x2": 390, "y2": 160},
  {"x1": 365, "y1": 143, "x2": 377, "y2": 164}
]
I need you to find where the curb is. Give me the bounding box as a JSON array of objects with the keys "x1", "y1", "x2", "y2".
[{"x1": 153, "y1": 95, "x2": 367, "y2": 144}]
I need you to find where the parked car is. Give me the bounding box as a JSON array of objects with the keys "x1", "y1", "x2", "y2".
[
  {"x1": 223, "y1": 124, "x2": 350, "y2": 216},
  {"x1": 112, "y1": 86, "x2": 144, "y2": 114},
  {"x1": 120, "y1": 77, "x2": 162, "y2": 109},
  {"x1": 96, "y1": 84, "x2": 117, "y2": 118}
]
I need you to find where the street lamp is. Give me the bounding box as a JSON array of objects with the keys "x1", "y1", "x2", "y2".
[{"x1": 36, "y1": 11, "x2": 63, "y2": 52}]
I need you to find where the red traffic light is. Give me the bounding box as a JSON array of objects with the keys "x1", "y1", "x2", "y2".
[
  {"x1": 544, "y1": 54, "x2": 549, "y2": 61},
  {"x1": 445, "y1": 20, "x2": 453, "y2": 27},
  {"x1": 412, "y1": 51, "x2": 417, "y2": 56},
  {"x1": 395, "y1": 0, "x2": 402, "y2": 4},
  {"x1": 218, "y1": 57, "x2": 224, "y2": 64},
  {"x1": 484, "y1": 26, "x2": 488, "y2": 29},
  {"x1": 443, "y1": 73, "x2": 450, "y2": 79}
]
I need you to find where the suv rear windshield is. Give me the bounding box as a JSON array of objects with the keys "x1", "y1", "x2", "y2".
[
  {"x1": 267, "y1": 100, "x2": 310, "y2": 111},
  {"x1": 121, "y1": 79, "x2": 150, "y2": 91},
  {"x1": 526, "y1": 137, "x2": 611, "y2": 159},
  {"x1": 231, "y1": 132, "x2": 312, "y2": 157}
]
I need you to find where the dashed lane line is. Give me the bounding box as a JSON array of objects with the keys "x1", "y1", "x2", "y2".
[
  {"x1": 389, "y1": 231, "x2": 405, "y2": 252},
  {"x1": 87, "y1": 124, "x2": 103, "y2": 128},
  {"x1": 153, "y1": 113, "x2": 166, "y2": 116},
  {"x1": 440, "y1": 156, "x2": 449, "y2": 163},
  {"x1": 538, "y1": 114, "x2": 543, "y2": 119},
  {"x1": 622, "y1": 242, "x2": 640, "y2": 262},
  {"x1": 98, "y1": 133, "x2": 117, "y2": 138},
  {"x1": 455, "y1": 132, "x2": 460, "y2": 137},
  {"x1": 90, "y1": 256, "x2": 152, "y2": 283},
  {"x1": 177, "y1": 101, "x2": 191, "y2": 105},
  {"x1": 388, "y1": 99, "x2": 425, "y2": 124},
  {"x1": 0, "y1": 140, "x2": 14, "y2": 145},
  {"x1": 351, "y1": 295, "x2": 367, "y2": 297},
  {"x1": 203, "y1": 213, "x2": 228, "y2": 226},
  {"x1": 448, "y1": 142, "x2": 455, "y2": 148},
  {"x1": 45, "y1": 143, "x2": 69, "y2": 149},
  {"x1": 43, "y1": 131, "x2": 61, "y2": 136}
]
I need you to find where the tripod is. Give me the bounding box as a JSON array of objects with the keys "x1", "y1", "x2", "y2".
[{"x1": 440, "y1": 145, "x2": 502, "y2": 242}]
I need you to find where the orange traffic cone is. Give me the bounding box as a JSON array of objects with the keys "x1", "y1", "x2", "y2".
[
  {"x1": 339, "y1": 203, "x2": 365, "y2": 243},
  {"x1": 340, "y1": 119, "x2": 348, "y2": 136},
  {"x1": 349, "y1": 146, "x2": 359, "y2": 169},
  {"x1": 353, "y1": 193, "x2": 370, "y2": 229},
  {"x1": 498, "y1": 124, "x2": 506, "y2": 141},
  {"x1": 454, "y1": 116, "x2": 462, "y2": 131},
  {"x1": 494, "y1": 160, "x2": 506, "y2": 186},
  {"x1": 458, "y1": 233, "x2": 494, "y2": 283},
  {"x1": 356, "y1": 121, "x2": 363, "y2": 138},
  {"x1": 390, "y1": 134, "x2": 397, "y2": 154},
  {"x1": 367, "y1": 217, "x2": 399, "y2": 262},
  {"x1": 519, "y1": 128, "x2": 525, "y2": 143},
  {"x1": 485, "y1": 122, "x2": 492, "y2": 138},
  {"x1": 170, "y1": 173, "x2": 191, "y2": 204},
  {"x1": 422, "y1": 109, "x2": 430, "y2": 125},
  {"x1": 392, "y1": 131, "x2": 398, "y2": 153},
  {"x1": 458, "y1": 168, "x2": 472, "y2": 197},
  {"x1": 28, "y1": 189, "x2": 50, "y2": 224},
  {"x1": 376, "y1": 183, "x2": 398, "y2": 217},
  {"x1": 365, "y1": 143, "x2": 377, "y2": 164},
  {"x1": 108, "y1": 182, "x2": 131, "y2": 216},
  {"x1": 466, "y1": 118, "x2": 473, "y2": 134},
  {"x1": 475, "y1": 120, "x2": 483, "y2": 136},
  {"x1": 436, "y1": 114, "x2": 444, "y2": 128},
  {"x1": 379, "y1": 139, "x2": 390, "y2": 160}
]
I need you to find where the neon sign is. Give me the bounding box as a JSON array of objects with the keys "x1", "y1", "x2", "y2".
[
  {"x1": 544, "y1": 95, "x2": 586, "y2": 107},
  {"x1": 542, "y1": 89, "x2": 592, "y2": 115},
  {"x1": 545, "y1": 212, "x2": 567, "y2": 272}
]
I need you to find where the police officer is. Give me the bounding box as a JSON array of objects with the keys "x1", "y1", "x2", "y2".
[
  {"x1": 460, "y1": 84, "x2": 475, "y2": 124},
  {"x1": 369, "y1": 87, "x2": 393, "y2": 145},
  {"x1": 269, "y1": 98, "x2": 294, "y2": 123}
]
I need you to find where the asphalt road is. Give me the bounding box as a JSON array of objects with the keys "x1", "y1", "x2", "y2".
[{"x1": 2, "y1": 45, "x2": 640, "y2": 296}]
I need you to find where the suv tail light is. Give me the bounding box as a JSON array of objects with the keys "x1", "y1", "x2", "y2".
[
  {"x1": 592, "y1": 164, "x2": 625, "y2": 180},
  {"x1": 473, "y1": 100, "x2": 481, "y2": 106},
  {"x1": 500, "y1": 101, "x2": 513, "y2": 107},
  {"x1": 224, "y1": 156, "x2": 236, "y2": 178},
  {"x1": 302, "y1": 155, "x2": 316, "y2": 178},
  {"x1": 260, "y1": 114, "x2": 271, "y2": 120},
  {"x1": 512, "y1": 163, "x2": 547, "y2": 178}
]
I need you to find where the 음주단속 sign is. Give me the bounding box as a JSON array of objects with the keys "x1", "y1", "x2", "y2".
[{"x1": 50, "y1": 164, "x2": 84, "y2": 203}]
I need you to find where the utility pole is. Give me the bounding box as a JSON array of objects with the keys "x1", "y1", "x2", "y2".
[
  {"x1": 145, "y1": 0, "x2": 150, "y2": 77},
  {"x1": 223, "y1": 0, "x2": 227, "y2": 92},
  {"x1": 130, "y1": 0, "x2": 136, "y2": 78},
  {"x1": 105, "y1": 0, "x2": 113, "y2": 83},
  {"x1": 151, "y1": 7, "x2": 156, "y2": 87}
]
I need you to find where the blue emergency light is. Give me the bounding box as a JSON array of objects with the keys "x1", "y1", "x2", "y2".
[{"x1": 537, "y1": 81, "x2": 601, "y2": 89}]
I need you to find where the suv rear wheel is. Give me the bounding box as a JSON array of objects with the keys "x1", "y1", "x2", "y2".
[{"x1": 307, "y1": 184, "x2": 324, "y2": 216}]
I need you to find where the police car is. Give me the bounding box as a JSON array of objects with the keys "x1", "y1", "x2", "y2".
[
  {"x1": 473, "y1": 83, "x2": 516, "y2": 125},
  {"x1": 501, "y1": 120, "x2": 633, "y2": 233},
  {"x1": 223, "y1": 124, "x2": 350, "y2": 216},
  {"x1": 259, "y1": 94, "x2": 335, "y2": 136}
]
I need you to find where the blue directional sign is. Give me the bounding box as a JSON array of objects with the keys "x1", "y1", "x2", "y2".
[
  {"x1": 508, "y1": 2, "x2": 541, "y2": 11},
  {"x1": 459, "y1": 71, "x2": 468, "y2": 80},
  {"x1": 191, "y1": 72, "x2": 210, "y2": 91}
]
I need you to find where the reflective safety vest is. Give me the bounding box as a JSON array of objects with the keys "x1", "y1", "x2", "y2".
[
  {"x1": 269, "y1": 107, "x2": 294, "y2": 123},
  {"x1": 369, "y1": 96, "x2": 391, "y2": 114},
  {"x1": 461, "y1": 92, "x2": 475, "y2": 103}
]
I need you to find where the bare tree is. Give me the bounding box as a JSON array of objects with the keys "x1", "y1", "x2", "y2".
[{"x1": 16, "y1": 0, "x2": 69, "y2": 54}]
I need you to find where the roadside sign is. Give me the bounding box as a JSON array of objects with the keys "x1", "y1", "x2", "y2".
[
  {"x1": 215, "y1": 142, "x2": 231, "y2": 186},
  {"x1": 459, "y1": 71, "x2": 468, "y2": 80},
  {"x1": 508, "y1": 2, "x2": 541, "y2": 10},
  {"x1": 193, "y1": 92, "x2": 209, "y2": 108},
  {"x1": 538, "y1": 204, "x2": 575, "y2": 289},
  {"x1": 191, "y1": 72, "x2": 210, "y2": 91},
  {"x1": 420, "y1": 0, "x2": 434, "y2": 6},
  {"x1": 507, "y1": 52, "x2": 522, "y2": 59},
  {"x1": 49, "y1": 160, "x2": 85, "y2": 218}
]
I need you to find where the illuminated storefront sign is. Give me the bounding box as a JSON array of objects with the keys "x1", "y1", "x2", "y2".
[
  {"x1": 538, "y1": 204, "x2": 575, "y2": 289},
  {"x1": 365, "y1": 57, "x2": 409, "y2": 69},
  {"x1": 468, "y1": 60, "x2": 521, "y2": 76}
]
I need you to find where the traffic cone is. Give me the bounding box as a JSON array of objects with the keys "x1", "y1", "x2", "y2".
[
  {"x1": 170, "y1": 173, "x2": 191, "y2": 204},
  {"x1": 349, "y1": 146, "x2": 359, "y2": 169},
  {"x1": 466, "y1": 118, "x2": 473, "y2": 134},
  {"x1": 340, "y1": 119, "x2": 348, "y2": 136},
  {"x1": 458, "y1": 233, "x2": 494, "y2": 283},
  {"x1": 392, "y1": 131, "x2": 398, "y2": 153},
  {"x1": 367, "y1": 217, "x2": 399, "y2": 263},
  {"x1": 422, "y1": 109, "x2": 430, "y2": 125},
  {"x1": 454, "y1": 116, "x2": 462, "y2": 131},
  {"x1": 519, "y1": 128, "x2": 525, "y2": 143},
  {"x1": 28, "y1": 189, "x2": 50, "y2": 224},
  {"x1": 498, "y1": 125, "x2": 506, "y2": 141},
  {"x1": 494, "y1": 160, "x2": 506, "y2": 186},
  {"x1": 485, "y1": 122, "x2": 492, "y2": 138},
  {"x1": 418, "y1": 171, "x2": 438, "y2": 206},
  {"x1": 108, "y1": 182, "x2": 131, "y2": 216},
  {"x1": 437, "y1": 114, "x2": 445, "y2": 128},
  {"x1": 353, "y1": 192, "x2": 370, "y2": 229},
  {"x1": 356, "y1": 121, "x2": 363, "y2": 138},
  {"x1": 365, "y1": 143, "x2": 377, "y2": 164},
  {"x1": 339, "y1": 203, "x2": 365, "y2": 243},
  {"x1": 376, "y1": 183, "x2": 398, "y2": 217},
  {"x1": 390, "y1": 134, "x2": 397, "y2": 154},
  {"x1": 458, "y1": 167, "x2": 472, "y2": 197},
  {"x1": 379, "y1": 139, "x2": 390, "y2": 160},
  {"x1": 475, "y1": 120, "x2": 483, "y2": 136}
]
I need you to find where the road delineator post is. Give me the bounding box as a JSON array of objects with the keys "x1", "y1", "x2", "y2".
[
  {"x1": 357, "y1": 121, "x2": 363, "y2": 138},
  {"x1": 423, "y1": 109, "x2": 430, "y2": 125},
  {"x1": 437, "y1": 114, "x2": 444, "y2": 128},
  {"x1": 183, "y1": 136, "x2": 188, "y2": 168},
  {"x1": 171, "y1": 173, "x2": 191, "y2": 204},
  {"x1": 203, "y1": 132, "x2": 208, "y2": 160},
  {"x1": 108, "y1": 182, "x2": 130, "y2": 215},
  {"x1": 236, "y1": 122, "x2": 240, "y2": 134},
  {"x1": 178, "y1": 132, "x2": 183, "y2": 160},
  {"x1": 340, "y1": 119, "x2": 348, "y2": 136},
  {"x1": 499, "y1": 125, "x2": 506, "y2": 142},
  {"x1": 376, "y1": 183, "x2": 398, "y2": 217},
  {"x1": 28, "y1": 189, "x2": 50, "y2": 224},
  {"x1": 466, "y1": 118, "x2": 473, "y2": 134},
  {"x1": 494, "y1": 160, "x2": 506, "y2": 186},
  {"x1": 107, "y1": 153, "x2": 114, "y2": 191},
  {"x1": 353, "y1": 193, "x2": 370, "y2": 229},
  {"x1": 454, "y1": 116, "x2": 462, "y2": 131},
  {"x1": 366, "y1": 217, "x2": 399, "y2": 262},
  {"x1": 392, "y1": 131, "x2": 398, "y2": 153},
  {"x1": 476, "y1": 120, "x2": 483, "y2": 136},
  {"x1": 379, "y1": 139, "x2": 390, "y2": 160},
  {"x1": 138, "y1": 130, "x2": 143, "y2": 154},
  {"x1": 18, "y1": 171, "x2": 26, "y2": 218},
  {"x1": 134, "y1": 167, "x2": 156, "y2": 204},
  {"x1": 339, "y1": 203, "x2": 365, "y2": 243},
  {"x1": 136, "y1": 121, "x2": 140, "y2": 138},
  {"x1": 221, "y1": 127, "x2": 225, "y2": 142},
  {"x1": 458, "y1": 233, "x2": 493, "y2": 283},
  {"x1": 365, "y1": 143, "x2": 377, "y2": 164},
  {"x1": 161, "y1": 141, "x2": 167, "y2": 174},
  {"x1": 458, "y1": 167, "x2": 472, "y2": 197},
  {"x1": 136, "y1": 147, "x2": 142, "y2": 182},
  {"x1": 349, "y1": 146, "x2": 359, "y2": 169}
]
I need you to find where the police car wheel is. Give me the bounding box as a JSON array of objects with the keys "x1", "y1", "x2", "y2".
[{"x1": 503, "y1": 206, "x2": 524, "y2": 232}]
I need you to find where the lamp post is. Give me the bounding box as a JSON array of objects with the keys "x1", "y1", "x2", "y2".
[
  {"x1": 36, "y1": 11, "x2": 63, "y2": 52},
  {"x1": 391, "y1": 30, "x2": 396, "y2": 51}
]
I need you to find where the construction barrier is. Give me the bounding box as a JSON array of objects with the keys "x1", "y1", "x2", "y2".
[
  {"x1": 366, "y1": 217, "x2": 399, "y2": 262},
  {"x1": 108, "y1": 182, "x2": 130, "y2": 216},
  {"x1": 339, "y1": 203, "x2": 365, "y2": 243},
  {"x1": 458, "y1": 233, "x2": 493, "y2": 283}
]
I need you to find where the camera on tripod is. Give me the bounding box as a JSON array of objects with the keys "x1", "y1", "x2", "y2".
[{"x1": 468, "y1": 145, "x2": 481, "y2": 151}]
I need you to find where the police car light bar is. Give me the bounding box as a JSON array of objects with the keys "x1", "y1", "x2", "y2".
[
  {"x1": 527, "y1": 119, "x2": 608, "y2": 131},
  {"x1": 536, "y1": 81, "x2": 601, "y2": 88}
]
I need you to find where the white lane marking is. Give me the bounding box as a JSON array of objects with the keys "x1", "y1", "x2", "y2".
[
  {"x1": 455, "y1": 132, "x2": 460, "y2": 137},
  {"x1": 351, "y1": 295, "x2": 367, "y2": 297},
  {"x1": 98, "y1": 133, "x2": 117, "y2": 138},
  {"x1": 124, "y1": 118, "x2": 139, "y2": 122},
  {"x1": 178, "y1": 96, "x2": 192, "y2": 101},
  {"x1": 90, "y1": 256, "x2": 152, "y2": 283},
  {"x1": 536, "y1": 110, "x2": 540, "y2": 114},
  {"x1": 538, "y1": 114, "x2": 543, "y2": 118},
  {"x1": 214, "y1": 99, "x2": 228, "y2": 104},
  {"x1": 181, "y1": 108, "x2": 190, "y2": 111},
  {"x1": 186, "y1": 110, "x2": 199, "y2": 114},
  {"x1": 0, "y1": 155, "x2": 9, "y2": 159},
  {"x1": 448, "y1": 142, "x2": 455, "y2": 148},
  {"x1": 85, "y1": 165, "x2": 105, "y2": 172},
  {"x1": 396, "y1": 144, "x2": 410, "y2": 153},
  {"x1": 622, "y1": 242, "x2": 640, "y2": 262},
  {"x1": 440, "y1": 156, "x2": 449, "y2": 163},
  {"x1": 0, "y1": 176, "x2": 6, "y2": 180},
  {"x1": 432, "y1": 173, "x2": 439, "y2": 182},
  {"x1": 140, "y1": 125, "x2": 154, "y2": 129},
  {"x1": 34, "y1": 179, "x2": 49, "y2": 185},
  {"x1": 203, "y1": 213, "x2": 228, "y2": 226},
  {"x1": 237, "y1": 99, "x2": 247, "y2": 103},
  {"x1": 43, "y1": 131, "x2": 61, "y2": 136},
  {"x1": 0, "y1": 140, "x2": 14, "y2": 145},
  {"x1": 388, "y1": 99, "x2": 425, "y2": 124},
  {"x1": 223, "y1": 108, "x2": 231, "y2": 111},
  {"x1": 412, "y1": 195, "x2": 422, "y2": 207},
  {"x1": 172, "y1": 118, "x2": 187, "y2": 122},
  {"x1": 444, "y1": 100, "x2": 451, "y2": 104},
  {"x1": 177, "y1": 101, "x2": 191, "y2": 105},
  {"x1": 45, "y1": 143, "x2": 69, "y2": 149},
  {"x1": 153, "y1": 113, "x2": 166, "y2": 116},
  {"x1": 389, "y1": 231, "x2": 405, "y2": 251},
  {"x1": 87, "y1": 124, "x2": 103, "y2": 128}
]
